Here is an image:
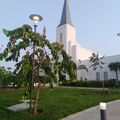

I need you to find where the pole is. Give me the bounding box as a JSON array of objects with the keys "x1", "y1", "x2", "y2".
[
  {"x1": 29, "y1": 24, "x2": 37, "y2": 120},
  {"x1": 100, "y1": 103, "x2": 107, "y2": 120}
]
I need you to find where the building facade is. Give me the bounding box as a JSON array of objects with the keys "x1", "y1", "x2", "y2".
[
  {"x1": 56, "y1": 0, "x2": 120, "y2": 80},
  {"x1": 56, "y1": 0, "x2": 93, "y2": 62},
  {"x1": 77, "y1": 55, "x2": 120, "y2": 80}
]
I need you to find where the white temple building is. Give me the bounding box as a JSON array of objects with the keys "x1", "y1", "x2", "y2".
[
  {"x1": 56, "y1": 0, "x2": 93, "y2": 62},
  {"x1": 56, "y1": 0, "x2": 120, "y2": 80}
]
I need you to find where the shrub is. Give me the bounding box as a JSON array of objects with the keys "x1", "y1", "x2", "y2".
[{"x1": 62, "y1": 80, "x2": 120, "y2": 88}]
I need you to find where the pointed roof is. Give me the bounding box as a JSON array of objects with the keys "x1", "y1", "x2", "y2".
[{"x1": 58, "y1": 0, "x2": 73, "y2": 27}]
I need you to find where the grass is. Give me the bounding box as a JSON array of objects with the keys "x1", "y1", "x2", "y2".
[{"x1": 0, "y1": 87, "x2": 120, "y2": 120}]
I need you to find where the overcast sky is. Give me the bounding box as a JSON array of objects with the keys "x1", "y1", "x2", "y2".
[{"x1": 0, "y1": 0, "x2": 120, "y2": 68}]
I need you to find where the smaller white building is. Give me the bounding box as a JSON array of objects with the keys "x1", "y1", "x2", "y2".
[{"x1": 77, "y1": 55, "x2": 120, "y2": 80}]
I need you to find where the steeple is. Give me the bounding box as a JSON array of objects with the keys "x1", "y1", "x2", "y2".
[{"x1": 58, "y1": 0, "x2": 73, "y2": 26}]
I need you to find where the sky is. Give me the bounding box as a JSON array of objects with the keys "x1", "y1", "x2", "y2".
[{"x1": 0, "y1": 0, "x2": 120, "y2": 68}]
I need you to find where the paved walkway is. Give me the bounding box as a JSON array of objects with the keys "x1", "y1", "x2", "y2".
[
  {"x1": 62, "y1": 99, "x2": 120, "y2": 120},
  {"x1": 7, "y1": 102, "x2": 30, "y2": 112},
  {"x1": 6, "y1": 100, "x2": 34, "y2": 112}
]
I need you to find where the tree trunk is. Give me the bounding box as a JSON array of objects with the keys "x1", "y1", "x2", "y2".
[
  {"x1": 115, "y1": 70, "x2": 119, "y2": 87},
  {"x1": 100, "y1": 68, "x2": 104, "y2": 91},
  {"x1": 29, "y1": 43, "x2": 35, "y2": 120},
  {"x1": 34, "y1": 81, "x2": 41, "y2": 114}
]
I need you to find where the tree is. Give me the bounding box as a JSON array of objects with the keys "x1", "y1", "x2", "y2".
[
  {"x1": 77, "y1": 64, "x2": 88, "y2": 80},
  {"x1": 89, "y1": 53, "x2": 104, "y2": 70},
  {"x1": 108, "y1": 62, "x2": 120, "y2": 87},
  {"x1": 0, "y1": 66, "x2": 9, "y2": 87},
  {"x1": 89, "y1": 53, "x2": 104, "y2": 89},
  {"x1": 0, "y1": 24, "x2": 76, "y2": 117},
  {"x1": 0, "y1": 66, "x2": 15, "y2": 87},
  {"x1": 77, "y1": 59, "x2": 88, "y2": 72}
]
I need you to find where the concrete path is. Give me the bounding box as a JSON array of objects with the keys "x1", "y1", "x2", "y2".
[
  {"x1": 6, "y1": 99, "x2": 34, "y2": 112},
  {"x1": 7, "y1": 102, "x2": 30, "y2": 112},
  {"x1": 62, "y1": 99, "x2": 120, "y2": 120}
]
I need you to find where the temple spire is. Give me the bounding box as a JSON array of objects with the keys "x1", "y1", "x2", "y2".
[{"x1": 58, "y1": 0, "x2": 73, "y2": 26}]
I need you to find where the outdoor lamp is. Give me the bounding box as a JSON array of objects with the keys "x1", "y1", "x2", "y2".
[
  {"x1": 100, "y1": 102, "x2": 107, "y2": 120},
  {"x1": 29, "y1": 14, "x2": 43, "y2": 24},
  {"x1": 0, "y1": 44, "x2": 3, "y2": 50},
  {"x1": 28, "y1": 14, "x2": 43, "y2": 120}
]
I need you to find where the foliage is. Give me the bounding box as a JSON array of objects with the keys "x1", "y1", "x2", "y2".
[
  {"x1": 77, "y1": 64, "x2": 88, "y2": 72},
  {"x1": 0, "y1": 66, "x2": 8, "y2": 86},
  {"x1": 108, "y1": 62, "x2": 120, "y2": 87},
  {"x1": 62, "y1": 80, "x2": 120, "y2": 88},
  {"x1": 0, "y1": 24, "x2": 77, "y2": 115},
  {"x1": 0, "y1": 24, "x2": 76, "y2": 84},
  {"x1": 0, "y1": 66, "x2": 15, "y2": 87},
  {"x1": 89, "y1": 53, "x2": 104, "y2": 70},
  {"x1": 89, "y1": 53, "x2": 105, "y2": 90}
]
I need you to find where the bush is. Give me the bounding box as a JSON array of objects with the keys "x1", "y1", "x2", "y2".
[{"x1": 62, "y1": 79, "x2": 119, "y2": 88}]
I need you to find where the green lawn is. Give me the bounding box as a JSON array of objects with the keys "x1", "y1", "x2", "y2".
[{"x1": 0, "y1": 87, "x2": 120, "y2": 120}]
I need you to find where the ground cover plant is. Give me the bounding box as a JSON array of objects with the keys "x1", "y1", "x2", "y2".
[{"x1": 0, "y1": 87, "x2": 120, "y2": 120}]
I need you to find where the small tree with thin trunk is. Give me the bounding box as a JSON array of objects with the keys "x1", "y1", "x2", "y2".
[
  {"x1": 89, "y1": 53, "x2": 104, "y2": 90},
  {"x1": 0, "y1": 24, "x2": 77, "y2": 119}
]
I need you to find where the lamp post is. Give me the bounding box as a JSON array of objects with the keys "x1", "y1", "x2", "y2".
[
  {"x1": 117, "y1": 33, "x2": 120, "y2": 37},
  {"x1": 100, "y1": 102, "x2": 107, "y2": 120},
  {"x1": 0, "y1": 44, "x2": 3, "y2": 50},
  {"x1": 29, "y1": 14, "x2": 43, "y2": 32},
  {"x1": 29, "y1": 14, "x2": 43, "y2": 120}
]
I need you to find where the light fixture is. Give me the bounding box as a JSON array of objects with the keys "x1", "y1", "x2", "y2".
[
  {"x1": 29, "y1": 14, "x2": 43, "y2": 24},
  {"x1": 0, "y1": 44, "x2": 3, "y2": 50},
  {"x1": 117, "y1": 33, "x2": 120, "y2": 37}
]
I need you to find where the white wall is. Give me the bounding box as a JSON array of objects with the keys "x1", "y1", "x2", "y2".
[
  {"x1": 66, "y1": 24, "x2": 76, "y2": 45},
  {"x1": 56, "y1": 24, "x2": 76, "y2": 56},
  {"x1": 75, "y1": 43, "x2": 93, "y2": 61},
  {"x1": 56, "y1": 25, "x2": 67, "y2": 52},
  {"x1": 71, "y1": 43, "x2": 93, "y2": 62},
  {"x1": 77, "y1": 55, "x2": 120, "y2": 80}
]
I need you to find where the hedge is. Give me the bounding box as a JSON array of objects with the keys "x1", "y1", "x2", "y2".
[{"x1": 61, "y1": 79, "x2": 120, "y2": 88}]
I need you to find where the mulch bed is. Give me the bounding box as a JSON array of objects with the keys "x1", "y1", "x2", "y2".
[
  {"x1": 0, "y1": 87, "x2": 16, "y2": 92},
  {"x1": 0, "y1": 86, "x2": 49, "y2": 92}
]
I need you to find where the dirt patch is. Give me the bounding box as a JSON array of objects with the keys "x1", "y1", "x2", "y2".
[
  {"x1": 0, "y1": 86, "x2": 48, "y2": 93},
  {"x1": 96, "y1": 90, "x2": 109, "y2": 96},
  {"x1": 0, "y1": 87, "x2": 16, "y2": 92},
  {"x1": 30, "y1": 109, "x2": 44, "y2": 115}
]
